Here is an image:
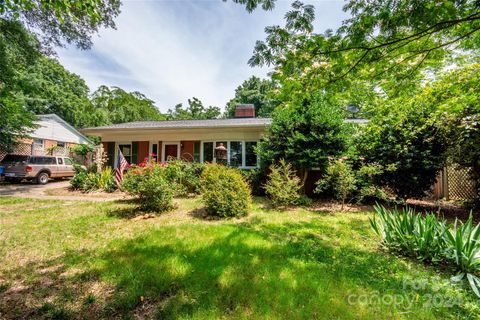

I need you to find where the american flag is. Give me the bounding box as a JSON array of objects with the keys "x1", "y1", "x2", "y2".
[{"x1": 114, "y1": 148, "x2": 129, "y2": 185}]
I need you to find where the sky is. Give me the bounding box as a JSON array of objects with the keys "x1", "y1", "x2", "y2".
[{"x1": 57, "y1": 0, "x2": 348, "y2": 113}]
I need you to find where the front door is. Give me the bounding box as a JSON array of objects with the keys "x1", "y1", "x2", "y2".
[{"x1": 164, "y1": 144, "x2": 178, "y2": 161}]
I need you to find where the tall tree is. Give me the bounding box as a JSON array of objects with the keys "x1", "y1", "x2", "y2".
[
  {"x1": 258, "y1": 94, "x2": 350, "y2": 188},
  {"x1": 90, "y1": 86, "x2": 166, "y2": 125},
  {"x1": 167, "y1": 97, "x2": 221, "y2": 120},
  {"x1": 16, "y1": 56, "x2": 97, "y2": 128},
  {"x1": 225, "y1": 76, "x2": 280, "y2": 118},
  {"x1": 0, "y1": 0, "x2": 121, "y2": 151}
]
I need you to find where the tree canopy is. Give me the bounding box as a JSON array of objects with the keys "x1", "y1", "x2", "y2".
[
  {"x1": 167, "y1": 97, "x2": 221, "y2": 120},
  {"x1": 91, "y1": 86, "x2": 166, "y2": 125},
  {"x1": 249, "y1": 0, "x2": 480, "y2": 91},
  {"x1": 0, "y1": 0, "x2": 121, "y2": 51},
  {"x1": 225, "y1": 76, "x2": 279, "y2": 118}
]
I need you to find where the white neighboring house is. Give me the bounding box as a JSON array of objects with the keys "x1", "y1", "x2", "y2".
[{"x1": 0, "y1": 114, "x2": 91, "y2": 160}]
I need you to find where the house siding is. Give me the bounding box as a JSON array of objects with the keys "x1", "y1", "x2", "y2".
[{"x1": 137, "y1": 141, "x2": 149, "y2": 164}]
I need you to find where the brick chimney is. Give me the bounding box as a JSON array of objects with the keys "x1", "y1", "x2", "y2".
[{"x1": 234, "y1": 104, "x2": 255, "y2": 118}]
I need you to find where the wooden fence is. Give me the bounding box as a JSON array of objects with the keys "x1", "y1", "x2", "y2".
[{"x1": 432, "y1": 165, "x2": 477, "y2": 201}]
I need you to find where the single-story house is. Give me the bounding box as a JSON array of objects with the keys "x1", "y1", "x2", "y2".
[
  {"x1": 0, "y1": 114, "x2": 91, "y2": 161},
  {"x1": 81, "y1": 104, "x2": 368, "y2": 169},
  {"x1": 81, "y1": 105, "x2": 268, "y2": 169}
]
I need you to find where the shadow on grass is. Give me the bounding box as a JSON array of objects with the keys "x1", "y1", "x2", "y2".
[{"x1": 1, "y1": 219, "x2": 476, "y2": 319}]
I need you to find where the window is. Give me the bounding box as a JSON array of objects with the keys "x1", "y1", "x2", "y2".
[
  {"x1": 56, "y1": 141, "x2": 66, "y2": 148},
  {"x1": 119, "y1": 144, "x2": 132, "y2": 164},
  {"x1": 0, "y1": 155, "x2": 29, "y2": 164},
  {"x1": 151, "y1": 143, "x2": 158, "y2": 162},
  {"x1": 64, "y1": 158, "x2": 73, "y2": 165},
  {"x1": 33, "y1": 139, "x2": 43, "y2": 149},
  {"x1": 203, "y1": 142, "x2": 213, "y2": 163},
  {"x1": 245, "y1": 142, "x2": 257, "y2": 167},
  {"x1": 30, "y1": 157, "x2": 56, "y2": 164},
  {"x1": 57, "y1": 158, "x2": 63, "y2": 164},
  {"x1": 229, "y1": 141, "x2": 243, "y2": 167},
  {"x1": 193, "y1": 142, "x2": 201, "y2": 162}
]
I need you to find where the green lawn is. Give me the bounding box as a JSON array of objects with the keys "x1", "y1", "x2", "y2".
[{"x1": 0, "y1": 197, "x2": 478, "y2": 319}]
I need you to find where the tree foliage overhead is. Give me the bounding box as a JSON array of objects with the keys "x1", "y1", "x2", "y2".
[
  {"x1": 0, "y1": 0, "x2": 121, "y2": 51},
  {"x1": 167, "y1": 97, "x2": 221, "y2": 120},
  {"x1": 225, "y1": 76, "x2": 280, "y2": 118},
  {"x1": 249, "y1": 0, "x2": 480, "y2": 97}
]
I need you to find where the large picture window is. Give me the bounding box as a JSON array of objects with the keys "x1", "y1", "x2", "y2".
[{"x1": 200, "y1": 140, "x2": 259, "y2": 168}]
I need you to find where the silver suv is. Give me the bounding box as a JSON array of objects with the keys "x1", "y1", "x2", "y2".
[{"x1": 0, "y1": 154, "x2": 79, "y2": 184}]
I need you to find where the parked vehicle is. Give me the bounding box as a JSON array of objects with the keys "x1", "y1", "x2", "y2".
[{"x1": 0, "y1": 154, "x2": 82, "y2": 184}]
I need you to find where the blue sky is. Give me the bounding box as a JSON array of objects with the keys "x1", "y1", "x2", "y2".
[{"x1": 57, "y1": 0, "x2": 348, "y2": 113}]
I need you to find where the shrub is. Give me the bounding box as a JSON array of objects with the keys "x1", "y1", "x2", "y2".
[
  {"x1": 70, "y1": 171, "x2": 87, "y2": 190},
  {"x1": 200, "y1": 164, "x2": 251, "y2": 217},
  {"x1": 163, "y1": 160, "x2": 205, "y2": 196},
  {"x1": 82, "y1": 173, "x2": 100, "y2": 192},
  {"x1": 264, "y1": 160, "x2": 302, "y2": 207},
  {"x1": 358, "y1": 101, "x2": 447, "y2": 200},
  {"x1": 69, "y1": 169, "x2": 117, "y2": 193},
  {"x1": 315, "y1": 158, "x2": 356, "y2": 209},
  {"x1": 355, "y1": 163, "x2": 392, "y2": 204},
  {"x1": 122, "y1": 164, "x2": 174, "y2": 212}
]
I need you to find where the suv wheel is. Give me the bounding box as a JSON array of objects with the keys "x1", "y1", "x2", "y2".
[{"x1": 35, "y1": 172, "x2": 49, "y2": 185}]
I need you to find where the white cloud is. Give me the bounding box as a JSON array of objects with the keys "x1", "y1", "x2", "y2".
[{"x1": 56, "y1": 0, "x2": 347, "y2": 113}]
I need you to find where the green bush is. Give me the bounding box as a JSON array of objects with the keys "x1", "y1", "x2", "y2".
[
  {"x1": 69, "y1": 169, "x2": 117, "y2": 193},
  {"x1": 200, "y1": 164, "x2": 252, "y2": 217},
  {"x1": 70, "y1": 171, "x2": 87, "y2": 190},
  {"x1": 370, "y1": 205, "x2": 480, "y2": 296},
  {"x1": 82, "y1": 173, "x2": 100, "y2": 192},
  {"x1": 122, "y1": 164, "x2": 174, "y2": 212},
  {"x1": 315, "y1": 159, "x2": 356, "y2": 209},
  {"x1": 355, "y1": 163, "x2": 392, "y2": 203},
  {"x1": 163, "y1": 160, "x2": 205, "y2": 196},
  {"x1": 264, "y1": 160, "x2": 302, "y2": 208},
  {"x1": 358, "y1": 101, "x2": 447, "y2": 200}
]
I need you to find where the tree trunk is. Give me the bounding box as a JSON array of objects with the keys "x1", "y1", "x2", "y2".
[{"x1": 300, "y1": 169, "x2": 309, "y2": 194}]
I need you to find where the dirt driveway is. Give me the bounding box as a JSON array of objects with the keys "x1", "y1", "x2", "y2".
[{"x1": 0, "y1": 180, "x2": 127, "y2": 201}]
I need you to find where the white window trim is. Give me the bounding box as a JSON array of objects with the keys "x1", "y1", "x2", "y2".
[
  {"x1": 33, "y1": 138, "x2": 44, "y2": 148},
  {"x1": 200, "y1": 140, "x2": 259, "y2": 169},
  {"x1": 162, "y1": 141, "x2": 181, "y2": 162},
  {"x1": 148, "y1": 141, "x2": 159, "y2": 161},
  {"x1": 244, "y1": 141, "x2": 259, "y2": 169}
]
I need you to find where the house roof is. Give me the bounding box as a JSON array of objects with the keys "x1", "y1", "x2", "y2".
[
  {"x1": 81, "y1": 118, "x2": 273, "y2": 132},
  {"x1": 35, "y1": 114, "x2": 91, "y2": 144}
]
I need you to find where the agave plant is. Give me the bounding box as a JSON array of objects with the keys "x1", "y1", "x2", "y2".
[{"x1": 444, "y1": 215, "x2": 480, "y2": 297}]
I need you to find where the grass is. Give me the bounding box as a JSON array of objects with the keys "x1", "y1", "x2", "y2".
[{"x1": 0, "y1": 196, "x2": 479, "y2": 319}]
